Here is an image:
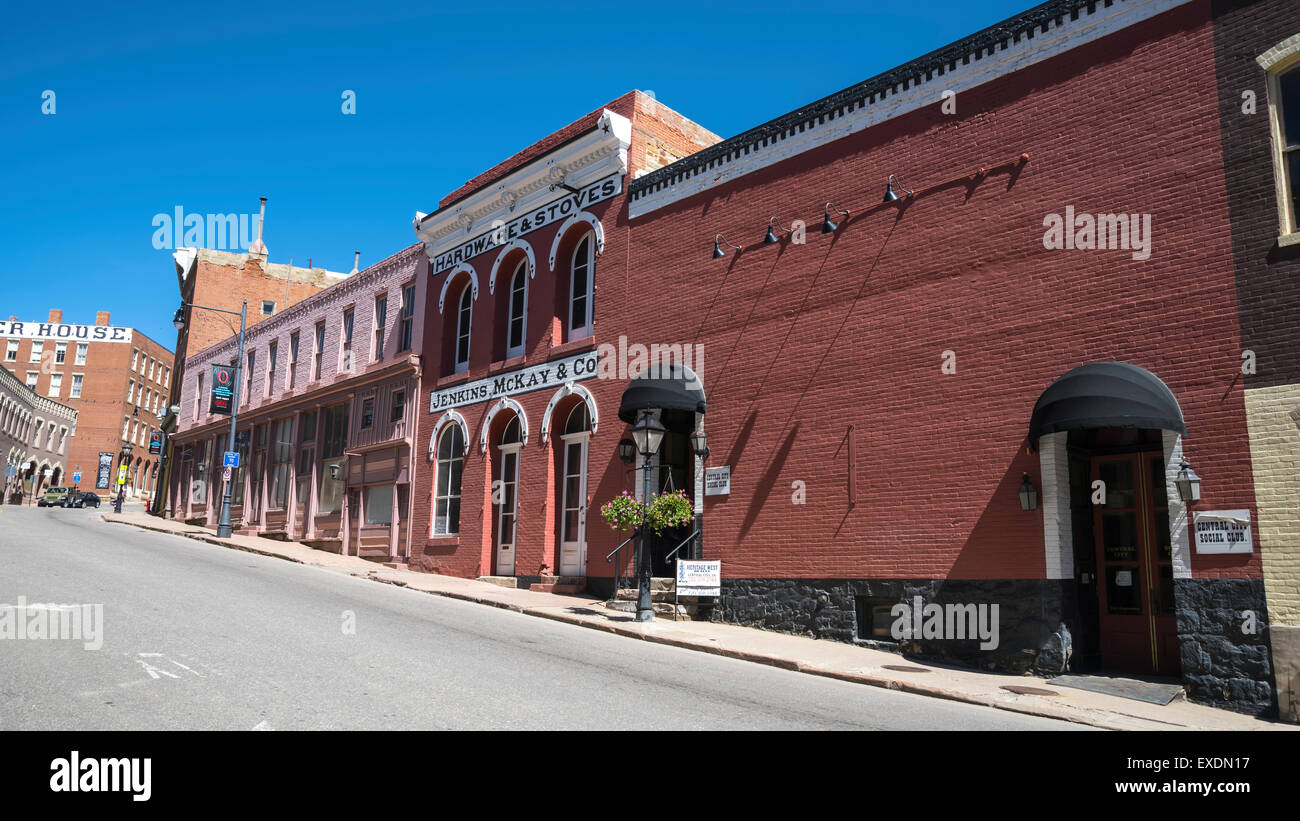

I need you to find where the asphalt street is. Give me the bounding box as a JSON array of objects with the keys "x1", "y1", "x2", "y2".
[{"x1": 0, "y1": 505, "x2": 1081, "y2": 730}]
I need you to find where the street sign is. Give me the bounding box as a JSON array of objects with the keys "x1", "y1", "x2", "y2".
[
  {"x1": 222, "y1": 466, "x2": 232, "y2": 483},
  {"x1": 117, "y1": 465, "x2": 128, "y2": 485},
  {"x1": 43, "y1": 469, "x2": 52, "y2": 478},
  {"x1": 223, "y1": 451, "x2": 240, "y2": 468},
  {"x1": 72, "y1": 472, "x2": 82, "y2": 484},
  {"x1": 209, "y1": 364, "x2": 235, "y2": 415}
]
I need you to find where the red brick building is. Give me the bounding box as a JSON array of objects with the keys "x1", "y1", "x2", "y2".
[
  {"x1": 406, "y1": 0, "x2": 1284, "y2": 716},
  {"x1": 409, "y1": 92, "x2": 719, "y2": 583},
  {"x1": 1, "y1": 310, "x2": 173, "y2": 501}
]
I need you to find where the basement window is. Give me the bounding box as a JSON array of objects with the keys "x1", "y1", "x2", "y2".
[{"x1": 854, "y1": 596, "x2": 898, "y2": 642}]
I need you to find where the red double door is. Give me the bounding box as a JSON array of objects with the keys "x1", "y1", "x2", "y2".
[{"x1": 1092, "y1": 453, "x2": 1180, "y2": 676}]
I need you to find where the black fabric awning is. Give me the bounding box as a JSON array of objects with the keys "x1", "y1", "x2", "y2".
[
  {"x1": 618, "y1": 366, "x2": 706, "y2": 424},
  {"x1": 1028, "y1": 362, "x2": 1186, "y2": 443}
]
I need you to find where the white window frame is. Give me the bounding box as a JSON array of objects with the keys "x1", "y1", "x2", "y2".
[
  {"x1": 433, "y1": 425, "x2": 464, "y2": 536},
  {"x1": 29, "y1": 341, "x2": 42, "y2": 363},
  {"x1": 568, "y1": 231, "x2": 595, "y2": 341},
  {"x1": 70, "y1": 374, "x2": 83, "y2": 399},
  {"x1": 505, "y1": 259, "x2": 528, "y2": 360},
  {"x1": 454, "y1": 284, "x2": 472, "y2": 374},
  {"x1": 1261, "y1": 36, "x2": 1300, "y2": 244},
  {"x1": 75, "y1": 343, "x2": 87, "y2": 365},
  {"x1": 48, "y1": 373, "x2": 62, "y2": 398},
  {"x1": 5, "y1": 340, "x2": 17, "y2": 361},
  {"x1": 54, "y1": 342, "x2": 66, "y2": 364}
]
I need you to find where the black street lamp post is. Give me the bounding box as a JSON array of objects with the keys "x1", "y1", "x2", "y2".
[
  {"x1": 630, "y1": 411, "x2": 666, "y2": 623},
  {"x1": 175, "y1": 300, "x2": 247, "y2": 538}
]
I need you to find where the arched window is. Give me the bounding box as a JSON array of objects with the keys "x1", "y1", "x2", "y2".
[
  {"x1": 568, "y1": 232, "x2": 595, "y2": 341},
  {"x1": 565, "y1": 402, "x2": 591, "y2": 435},
  {"x1": 506, "y1": 260, "x2": 528, "y2": 360},
  {"x1": 433, "y1": 424, "x2": 465, "y2": 535},
  {"x1": 455, "y1": 283, "x2": 473, "y2": 373}
]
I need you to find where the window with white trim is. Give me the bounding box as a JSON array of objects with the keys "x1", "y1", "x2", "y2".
[
  {"x1": 29, "y1": 341, "x2": 42, "y2": 363},
  {"x1": 54, "y1": 342, "x2": 66, "y2": 364},
  {"x1": 506, "y1": 259, "x2": 527, "y2": 360},
  {"x1": 75, "y1": 343, "x2": 87, "y2": 365},
  {"x1": 48, "y1": 373, "x2": 61, "y2": 398},
  {"x1": 1273, "y1": 62, "x2": 1300, "y2": 234},
  {"x1": 568, "y1": 231, "x2": 595, "y2": 341},
  {"x1": 433, "y1": 424, "x2": 464, "y2": 535},
  {"x1": 5, "y1": 340, "x2": 16, "y2": 361},
  {"x1": 454, "y1": 285, "x2": 472, "y2": 373},
  {"x1": 71, "y1": 374, "x2": 83, "y2": 399}
]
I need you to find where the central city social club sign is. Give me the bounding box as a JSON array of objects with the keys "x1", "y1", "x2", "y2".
[
  {"x1": 430, "y1": 351, "x2": 598, "y2": 413},
  {"x1": 429, "y1": 173, "x2": 621, "y2": 276}
]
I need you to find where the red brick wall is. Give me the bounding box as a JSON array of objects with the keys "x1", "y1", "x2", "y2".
[{"x1": 616, "y1": 2, "x2": 1258, "y2": 582}]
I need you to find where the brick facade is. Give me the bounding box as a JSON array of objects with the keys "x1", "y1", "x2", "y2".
[
  {"x1": 0, "y1": 355, "x2": 77, "y2": 503},
  {"x1": 1211, "y1": 0, "x2": 1300, "y2": 721},
  {"x1": 170, "y1": 244, "x2": 425, "y2": 558},
  {"x1": 2, "y1": 309, "x2": 173, "y2": 502}
]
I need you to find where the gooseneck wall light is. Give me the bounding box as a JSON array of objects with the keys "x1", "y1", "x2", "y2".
[
  {"x1": 713, "y1": 233, "x2": 742, "y2": 259},
  {"x1": 822, "y1": 203, "x2": 849, "y2": 234},
  {"x1": 883, "y1": 174, "x2": 913, "y2": 203},
  {"x1": 764, "y1": 217, "x2": 792, "y2": 245}
]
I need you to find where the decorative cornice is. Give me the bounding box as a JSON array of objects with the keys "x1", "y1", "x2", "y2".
[
  {"x1": 415, "y1": 110, "x2": 632, "y2": 259},
  {"x1": 0, "y1": 365, "x2": 77, "y2": 422},
  {"x1": 628, "y1": 0, "x2": 1189, "y2": 215}
]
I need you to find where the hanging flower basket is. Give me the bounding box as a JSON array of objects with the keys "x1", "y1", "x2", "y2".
[
  {"x1": 600, "y1": 491, "x2": 644, "y2": 532},
  {"x1": 645, "y1": 489, "x2": 693, "y2": 536}
]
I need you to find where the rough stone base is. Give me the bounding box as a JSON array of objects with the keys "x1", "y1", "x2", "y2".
[
  {"x1": 710, "y1": 578, "x2": 1072, "y2": 675},
  {"x1": 1175, "y1": 577, "x2": 1275, "y2": 717}
]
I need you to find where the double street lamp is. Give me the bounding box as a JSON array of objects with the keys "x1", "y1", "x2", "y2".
[{"x1": 174, "y1": 299, "x2": 247, "y2": 538}]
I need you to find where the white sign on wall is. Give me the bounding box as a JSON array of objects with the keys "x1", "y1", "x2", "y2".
[
  {"x1": 430, "y1": 173, "x2": 622, "y2": 275},
  {"x1": 676, "y1": 560, "x2": 721, "y2": 597},
  {"x1": 704, "y1": 466, "x2": 731, "y2": 496},
  {"x1": 1193, "y1": 510, "x2": 1253, "y2": 554},
  {"x1": 0, "y1": 321, "x2": 132, "y2": 343},
  {"x1": 429, "y1": 351, "x2": 599, "y2": 413}
]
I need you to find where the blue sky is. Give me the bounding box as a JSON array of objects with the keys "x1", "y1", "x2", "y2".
[{"x1": 0, "y1": 0, "x2": 1032, "y2": 346}]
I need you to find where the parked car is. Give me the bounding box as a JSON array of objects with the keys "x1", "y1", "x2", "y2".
[
  {"x1": 77, "y1": 492, "x2": 101, "y2": 509},
  {"x1": 38, "y1": 487, "x2": 70, "y2": 507}
]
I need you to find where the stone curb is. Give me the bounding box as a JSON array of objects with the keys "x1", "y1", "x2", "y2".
[{"x1": 99, "y1": 514, "x2": 1210, "y2": 731}]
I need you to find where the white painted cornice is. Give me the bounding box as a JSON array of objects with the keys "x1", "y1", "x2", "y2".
[{"x1": 414, "y1": 109, "x2": 631, "y2": 259}]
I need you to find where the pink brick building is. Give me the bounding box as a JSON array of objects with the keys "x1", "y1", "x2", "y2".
[{"x1": 169, "y1": 243, "x2": 427, "y2": 559}]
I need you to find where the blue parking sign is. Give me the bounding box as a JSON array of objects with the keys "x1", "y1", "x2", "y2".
[
  {"x1": 72, "y1": 472, "x2": 82, "y2": 484},
  {"x1": 223, "y1": 451, "x2": 240, "y2": 468}
]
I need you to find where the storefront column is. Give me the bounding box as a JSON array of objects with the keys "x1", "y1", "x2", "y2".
[{"x1": 1038, "y1": 431, "x2": 1073, "y2": 580}]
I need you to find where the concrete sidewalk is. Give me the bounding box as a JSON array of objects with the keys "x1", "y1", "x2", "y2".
[{"x1": 101, "y1": 510, "x2": 1294, "y2": 731}]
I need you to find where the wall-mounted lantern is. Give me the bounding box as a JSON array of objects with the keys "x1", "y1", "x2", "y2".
[
  {"x1": 1018, "y1": 472, "x2": 1039, "y2": 511},
  {"x1": 618, "y1": 438, "x2": 636, "y2": 464},
  {"x1": 1175, "y1": 458, "x2": 1202, "y2": 503},
  {"x1": 690, "y1": 429, "x2": 710, "y2": 460}
]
